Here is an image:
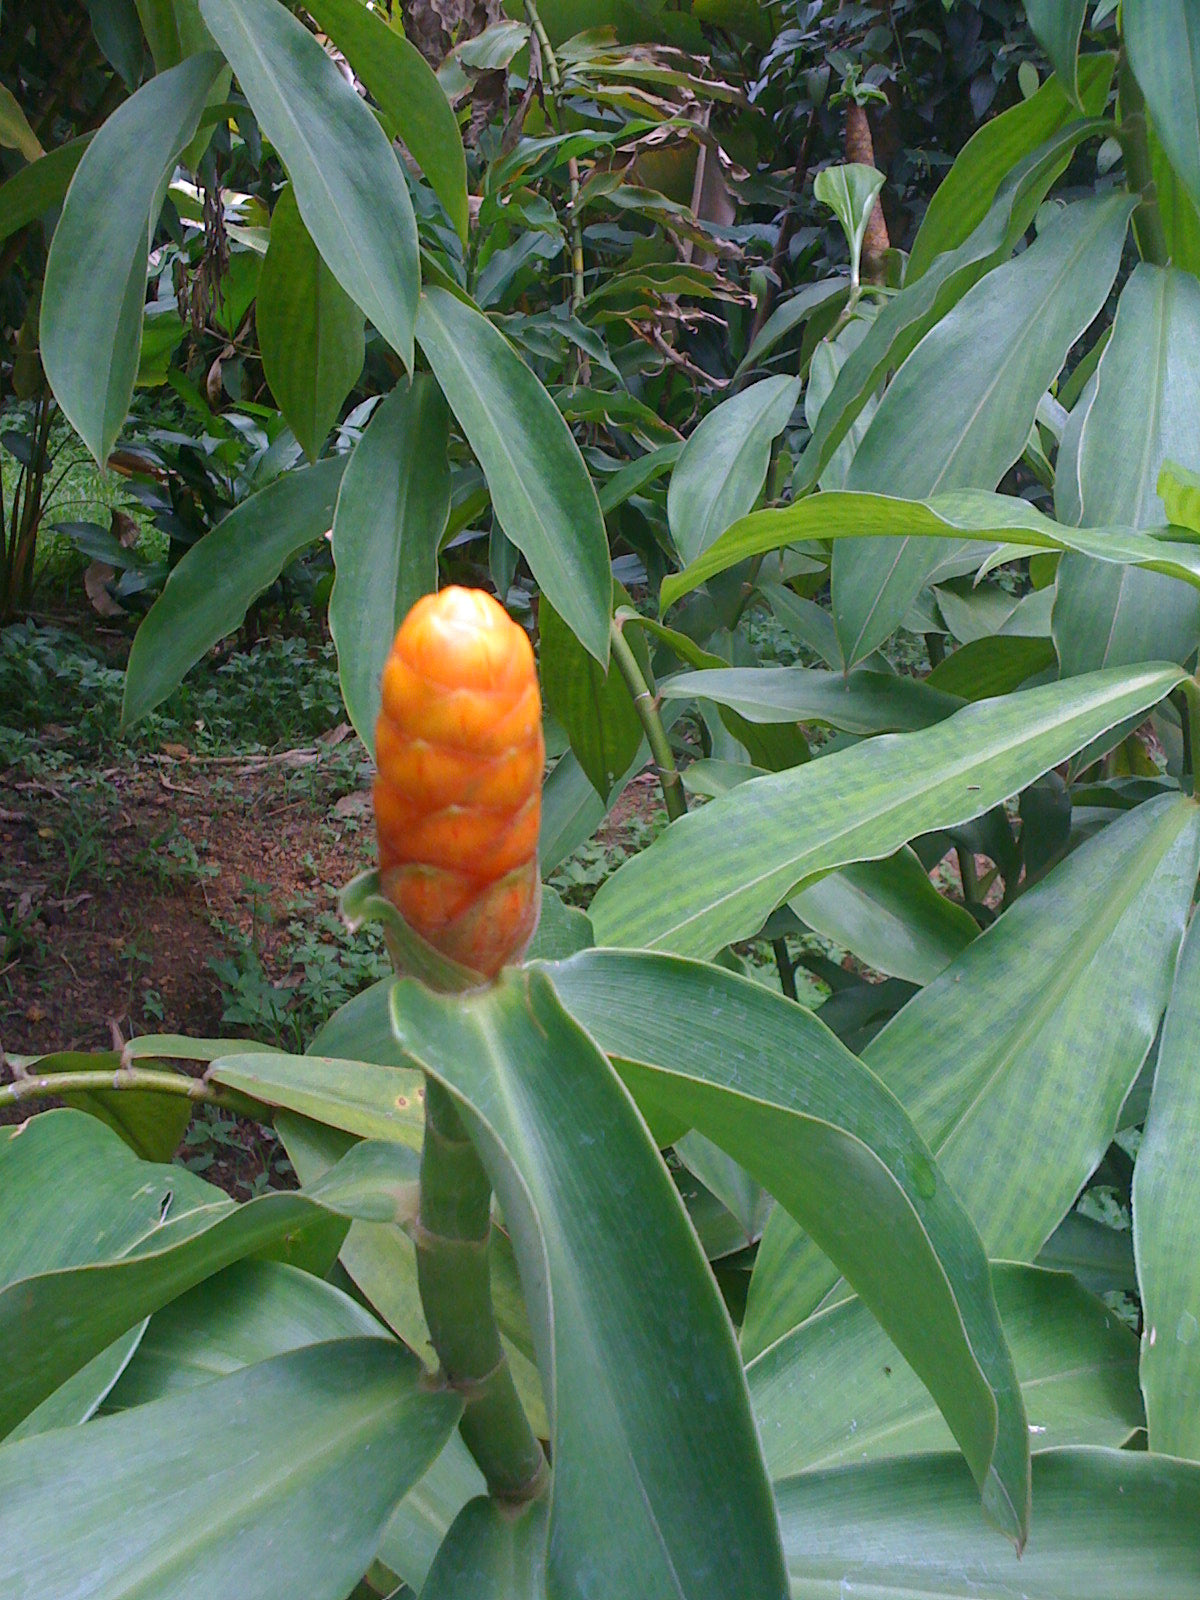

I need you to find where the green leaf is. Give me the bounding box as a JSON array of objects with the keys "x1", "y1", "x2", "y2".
[
  {"x1": 1134, "y1": 909, "x2": 1200, "y2": 1459},
  {"x1": 213, "y1": 1051, "x2": 426, "y2": 1149},
  {"x1": 1022, "y1": 1, "x2": 1088, "y2": 107},
  {"x1": 41, "y1": 53, "x2": 222, "y2": 465},
  {"x1": 659, "y1": 665, "x2": 962, "y2": 735},
  {"x1": 543, "y1": 949, "x2": 1030, "y2": 1545},
  {"x1": 421, "y1": 1496, "x2": 549, "y2": 1600},
  {"x1": 415, "y1": 287, "x2": 611, "y2": 665},
  {"x1": 813, "y1": 163, "x2": 885, "y2": 286},
  {"x1": 1054, "y1": 264, "x2": 1200, "y2": 674},
  {"x1": 733, "y1": 278, "x2": 849, "y2": 383},
  {"x1": 122, "y1": 457, "x2": 344, "y2": 727},
  {"x1": 749, "y1": 1265, "x2": 1141, "y2": 1478},
  {"x1": 588, "y1": 664, "x2": 1183, "y2": 958},
  {"x1": 256, "y1": 184, "x2": 364, "y2": 461},
  {"x1": 832, "y1": 193, "x2": 1134, "y2": 667},
  {"x1": 907, "y1": 54, "x2": 1112, "y2": 280},
  {"x1": 329, "y1": 378, "x2": 451, "y2": 752},
  {"x1": 659, "y1": 487, "x2": 1200, "y2": 614},
  {"x1": 1160, "y1": 457, "x2": 1200, "y2": 533},
  {"x1": 1149, "y1": 113, "x2": 1200, "y2": 275},
  {"x1": 0, "y1": 83, "x2": 43, "y2": 160},
  {"x1": 596, "y1": 440, "x2": 682, "y2": 513},
  {"x1": 926, "y1": 634, "x2": 1057, "y2": 700},
  {"x1": 777, "y1": 1449, "x2": 1200, "y2": 1598},
  {"x1": 0, "y1": 134, "x2": 90, "y2": 245},
  {"x1": 668, "y1": 376, "x2": 799, "y2": 565},
  {"x1": 199, "y1": 0, "x2": 419, "y2": 367},
  {"x1": 9, "y1": 1324, "x2": 147, "y2": 1442},
  {"x1": 134, "y1": 0, "x2": 214, "y2": 66},
  {"x1": 540, "y1": 593, "x2": 637, "y2": 801},
  {"x1": 795, "y1": 118, "x2": 1111, "y2": 498},
  {"x1": 389, "y1": 970, "x2": 790, "y2": 1598},
  {"x1": 1124, "y1": 0, "x2": 1200, "y2": 212},
  {"x1": 748, "y1": 792, "x2": 1200, "y2": 1351},
  {"x1": 8, "y1": 1049, "x2": 191, "y2": 1160},
  {"x1": 792, "y1": 848, "x2": 978, "y2": 985},
  {"x1": 0, "y1": 1340, "x2": 460, "y2": 1600},
  {"x1": 303, "y1": 0, "x2": 468, "y2": 243}
]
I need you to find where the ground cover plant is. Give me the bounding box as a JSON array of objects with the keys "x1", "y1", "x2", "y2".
[{"x1": 3, "y1": 0, "x2": 1200, "y2": 1595}]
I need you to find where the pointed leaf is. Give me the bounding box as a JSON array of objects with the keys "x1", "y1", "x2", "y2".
[
  {"x1": 813, "y1": 163, "x2": 884, "y2": 285},
  {"x1": 389, "y1": 970, "x2": 789, "y2": 1599},
  {"x1": 1022, "y1": 2, "x2": 1088, "y2": 107},
  {"x1": 1124, "y1": 0, "x2": 1200, "y2": 213},
  {"x1": 122, "y1": 457, "x2": 345, "y2": 726},
  {"x1": 199, "y1": 0, "x2": 419, "y2": 366},
  {"x1": 416, "y1": 287, "x2": 611, "y2": 665},
  {"x1": 544, "y1": 948, "x2": 1032, "y2": 1544},
  {"x1": 1134, "y1": 908, "x2": 1200, "y2": 1458},
  {"x1": 777, "y1": 1449, "x2": 1200, "y2": 1599},
  {"x1": 0, "y1": 134, "x2": 91, "y2": 245},
  {"x1": 668, "y1": 376, "x2": 800, "y2": 564},
  {"x1": 1054, "y1": 264, "x2": 1200, "y2": 674},
  {"x1": 540, "y1": 593, "x2": 639, "y2": 800},
  {"x1": 257, "y1": 184, "x2": 364, "y2": 461},
  {"x1": 832, "y1": 193, "x2": 1134, "y2": 666},
  {"x1": 0, "y1": 1341, "x2": 460, "y2": 1600},
  {"x1": 303, "y1": 0, "x2": 468, "y2": 243},
  {"x1": 750, "y1": 1265, "x2": 1141, "y2": 1478},
  {"x1": 329, "y1": 377, "x2": 451, "y2": 751},
  {"x1": 588, "y1": 665, "x2": 1183, "y2": 958},
  {"x1": 41, "y1": 52, "x2": 222, "y2": 464},
  {"x1": 659, "y1": 665, "x2": 962, "y2": 735},
  {"x1": 421, "y1": 1496, "x2": 549, "y2": 1600},
  {"x1": 747, "y1": 792, "x2": 1200, "y2": 1351}
]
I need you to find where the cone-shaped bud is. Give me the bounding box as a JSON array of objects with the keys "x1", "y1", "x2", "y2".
[{"x1": 374, "y1": 587, "x2": 543, "y2": 980}]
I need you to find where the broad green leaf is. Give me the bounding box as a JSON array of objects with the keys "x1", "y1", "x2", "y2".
[
  {"x1": 0, "y1": 1341, "x2": 460, "y2": 1600},
  {"x1": 794, "y1": 118, "x2": 1111, "y2": 498},
  {"x1": 540, "y1": 594, "x2": 638, "y2": 801},
  {"x1": 813, "y1": 163, "x2": 884, "y2": 287},
  {"x1": 926, "y1": 633, "x2": 1057, "y2": 701},
  {"x1": 1150, "y1": 114, "x2": 1200, "y2": 276},
  {"x1": 134, "y1": 0, "x2": 213, "y2": 66},
  {"x1": 378, "y1": 1436, "x2": 489, "y2": 1593},
  {"x1": 0, "y1": 1110, "x2": 417, "y2": 1437},
  {"x1": 588, "y1": 664, "x2": 1183, "y2": 958},
  {"x1": 1124, "y1": 0, "x2": 1200, "y2": 213},
  {"x1": 329, "y1": 377, "x2": 451, "y2": 751},
  {"x1": 749, "y1": 1265, "x2": 1141, "y2": 1478},
  {"x1": 832, "y1": 193, "x2": 1134, "y2": 667},
  {"x1": 1054, "y1": 264, "x2": 1200, "y2": 674},
  {"x1": 543, "y1": 949, "x2": 1030, "y2": 1544},
  {"x1": 6, "y1": 1049, "x2": 191, "y2": 1160},
  {"x1": 214, "y1": 1052, "x2": 425, "y2": 1148},
  {"x1": 421, "y1": 1496, "x2": 549, "y2": 1600},
  {"x1": 659, "y1": 487, "x2": 1200, "y2": 613},
  {"x1": 1022, "y1": 2, "x2": 1088, "y2": 107},
  {"x1": 122, "y1": 457, "x2": 344, "y2": 726},
  {"x1": 389, "y1": 970, "x2": 790, "y2": 1599},
  {"x1": 792, "y1": 849, "x2": 978, "y2": 985},
  {"x1": 777, "y1": 1449, "x2": 1200, "y2": 1598},
  {"x1": 9, "y1": 1324, "x2": 147, "y2": 1442},
  {"x1": 256, "y1": 184, "x2": 364, "y2": 462},
  {"x1": 1134, "y1": 909, "x2": 1200, "y2": 1458},
  {"x1": 659, "y1": 665, "x2": 962, "y2": 736},
  {"x1": 748, "y1": 792, "x2": 1200, "y2": 1351},
  {"x1": 667, "y1": 376, "x2": 800, "y2": 565},
  {"x1": 0, "y1": 134, "x2": 90, "y2": 245},
  {"x1": 1037, "y1": 1210, "x2": 1138, "y2": 1296},
  {"x1": 88, "y1": 0, "x2": 147, "y2": 88},
  {"x1": 416, "y1": 287, "x2": 611, "y2": 665},
  {"x1": 303, "y1": 0, "x2": 468, "y2": 242},
  {"x1": 41, "y1": 53, "x2": 222, "y2": 465},
  {"x1": 199, "y1": 0, "x2": 419, "y2": 367},
  {"x1": 907, "y1": 54, "x2": 1112, "y2": 279},
  {"x1": 732, "y1": 278, "x2": 848, "y2": 382},
  {"x1": 105, "y1": 1258, "x2": 389, "y2": 1408},
  {"x1": 1161, "y1": 459, "x2": 1200, "y2": 534},
  {"x1": 597, "y1": 440, "x2": 682, "y2": 513},
  {"x1": 0, "y1": 83, "x2": 43, "y2": 160}
]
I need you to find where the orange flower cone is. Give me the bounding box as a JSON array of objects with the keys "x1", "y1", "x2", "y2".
[{"x1": 374, "y1": 587, "x2": 543, "y2": 980}]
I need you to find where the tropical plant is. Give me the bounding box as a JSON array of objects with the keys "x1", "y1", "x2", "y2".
[{"x1": 6, "y1": 0, "x2": 1200, "y2": 1595}]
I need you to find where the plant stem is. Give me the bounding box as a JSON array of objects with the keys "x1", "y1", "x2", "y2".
[
  {"x1": 1176, "y1": 677, "x2": 1200, "y2": 791},
  {"x1": 524, "y1": 0, "x2": 585, "y2": 315},
  {"x1": 610, "y1": 617, "x2": 687, "y2": 822},
  {"x1": 415, "y1": 1078, "x2": 548, "y2": 1501},
  {"x1": 1116, "y1": 49, "x2": 1169, "y2": 268},
  {"x1": 956, "y1": 846, "x2": 981, "y2": 912},
  {"x1": 771, "y1": 938, "x2": 798, "y2": 1002},
  {"x1": 0, "y1": 1065, "x2": 262, "y2": 1116}
]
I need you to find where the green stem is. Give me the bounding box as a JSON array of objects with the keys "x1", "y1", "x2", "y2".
[
  {"x1": 771, "y1": 938, "x2": 798, "y2": 1002},
  {"x1": 1117, "y1": 50, "x2": 1169, "y2": 268},
  {"x1": 0, "y1": 1065, "x2": 262, "y2": 1116},
  {"x1": 1176, "y1": 677, "x2": 1200, "y2": 791},
  {"x1": 610, "y1": 617, "x2": 687, "y2": 822},
  {"x1": 956, "y1": 846, "x2": 980, "y2": 911},
  {"x1": 524, "y1": 0, "x2": 585, "y2": 314},
  {"x1": 416, "y1": 1079, "x2": 548, "y2": 1502}
]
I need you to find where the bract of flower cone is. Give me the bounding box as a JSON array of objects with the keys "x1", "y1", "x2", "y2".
[{"x1": 374, "y1": 586, "x2": 543, "y2": 980}]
